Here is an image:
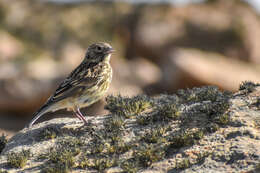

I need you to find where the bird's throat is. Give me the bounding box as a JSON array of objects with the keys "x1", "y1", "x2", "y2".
[{"x1": 104, "y1": 54, "x2": 111, "y2": 63}]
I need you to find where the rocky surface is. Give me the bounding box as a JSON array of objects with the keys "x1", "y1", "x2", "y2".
[
  {"x1": 0, "y1": 82, "x2": 260, "y2": 172},
  {"x1": 2, "y1": 0, "x2": 260, "y2": 135}
]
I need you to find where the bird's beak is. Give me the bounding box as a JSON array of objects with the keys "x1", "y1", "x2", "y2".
[{"x1": 106, "y1": 47, "x2": 115, "y2": 54}]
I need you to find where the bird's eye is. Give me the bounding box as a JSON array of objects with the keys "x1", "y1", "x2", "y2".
[{"x1": 96, "y1": 46, "x2": 102, "y2": 52}]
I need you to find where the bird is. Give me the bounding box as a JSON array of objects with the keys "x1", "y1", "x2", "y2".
[{"x1": 27, "y1": 42, "x2": 114, "y2": 128}]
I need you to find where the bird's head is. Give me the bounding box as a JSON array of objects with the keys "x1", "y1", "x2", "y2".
[{"x1": 84, "y1": 42, "x2": 115, "y2": 63}]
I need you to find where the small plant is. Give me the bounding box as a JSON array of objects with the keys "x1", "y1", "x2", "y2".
[
  {"x1": 205, "y1": 123, "x2": 219, "y2": 133},
  {"x1": 177, "y1": 86, "x2": 229, "y2": 103},
  {"x1": 239, "y1": 81, "x2": 260, "y2": 93},
  {"x1": 110, "y1": 140, "x2": 131, "y2": 154},
  {"x1": 156, "y1": 103, "x2": 182, "y2": 121},
  {"x1": 136, "y1": 114, "x2": 151, "y2": 125},
  {"x1": 120, "y1": 159, "x2": 138, "y2": 173},
  {"x1": 105, "y1": 95, "x2": 152, "y2": 118},
  {"x1": 0, "y1": 170, "x2": 8, "y2": 173},
  {"x1": 134, "y1": 143, "x2": 165, "y2": 167},
  {"x1": 141, "y1": 127, "x2": 167, "y2": 144},
  {"x1": 47, "y1": 149, "x2": 76, "y2": 172},
  {"x1": 92, "y1": 157, "x2": 117, "y2": 171},
  {"x1": 92, "y1": 143, "x2": 105, "y2": 154},
  {"x1": 214, "y1": 113, "x2": 230, "y2": 125},
  {"x1": 43, "y1": 162, "x2": 71, "y2": 173},
  {"x1": 7, "y1": 149, "x2": 30, "y2": 168},
  {"x1": 37, "y1": 126, "x2": 61, "y2": 141},
  {"x1": 78, "y1": 156, "x2": 92, "y2": 169},
  {"x1": 79, "y1": 154, "x2": 117, "y2": 171},
  {"x1": 43, "y1": 136, "x2": 83, "y2": 172},
  {"x1": 196, "y1": 151, "x2": 211, "y2": 164},
  {"x1": 256, "y1": 161, "x2": 260, "y2": 170},
  {"x1": 0, "y1": 134, "x2": 7, "y2": 154},
  {"x1": 176, "y1": 159, "x2": 191, "y2": 169},
  {"x1": 104, "y1": 115, "x2": 125, "y2": 132},
  {"x1": 168, "y1": 130, "x2": 204, "y2": 149},
  {"x1": 42, "y1": 127, "x2": 60, "y2": 140},
  {"x1": 57, "y1": 136, "x2": 83, "y2": 151}
]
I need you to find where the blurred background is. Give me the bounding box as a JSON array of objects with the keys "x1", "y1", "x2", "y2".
[{"x1": 1, "y1": 0, "x2": 260, "y2": 137}]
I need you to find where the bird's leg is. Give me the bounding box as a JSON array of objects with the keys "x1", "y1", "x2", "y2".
[
  {"x1": 75, "y1": 107, "x2": 89, "y2": 124},
  {"x1": 72, "y1": 107, "x2": 85, "y2": 122},
  {"x1": 74, "y1": 111, "x2": 84, "y2": 121}
]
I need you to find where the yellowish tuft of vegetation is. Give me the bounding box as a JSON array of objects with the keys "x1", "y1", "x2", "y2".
[
  {"x1": 7, "y1": 150, "x2": 30, "y2": 168},
  {"x1": 105, "y1": 95, "x2": 152, "y2": 118}
]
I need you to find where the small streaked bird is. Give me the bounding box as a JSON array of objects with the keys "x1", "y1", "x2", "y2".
[{"x1": 27, "y1": 42, "x2": 114, "y2": 128}]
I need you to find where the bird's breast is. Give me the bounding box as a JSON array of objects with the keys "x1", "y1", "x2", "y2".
[{"x1": 77, "y1": 62, "x2": 112, "y2": 107}]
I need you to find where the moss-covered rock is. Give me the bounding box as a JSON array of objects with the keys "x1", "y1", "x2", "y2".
[{"x1": 0, "y1": 83, "x2": 260, "y2": 172}]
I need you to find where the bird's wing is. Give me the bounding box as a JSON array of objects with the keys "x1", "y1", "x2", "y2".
[{"x1": 48, "y1": 62, "x2": 101, "y2": 104}]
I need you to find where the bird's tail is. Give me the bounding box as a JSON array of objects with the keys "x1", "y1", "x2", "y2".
[{"x1": 26, "y1": 104, "x2": 51, "y2": 128}]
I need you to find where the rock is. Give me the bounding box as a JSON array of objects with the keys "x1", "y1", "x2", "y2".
[
  {"x1": 0, "y1": 82, "x2": 260, "y2": 172},
  {"x1": 161, "y1": 48, "x2": 260, "y2": 92},
  {"x1": 0, "y1": 30, "x2": 23, "y2": 61},
  {"x1": 119, "y1": 0, "x2": 260, "y2": 93},
  {"x1": 110, "y1": 57, "x2": 162, "y2": 96}
]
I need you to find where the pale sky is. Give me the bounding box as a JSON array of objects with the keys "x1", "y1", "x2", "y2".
[{"x1": 246, "y1": 0, "x2": 260, "y2": 12}]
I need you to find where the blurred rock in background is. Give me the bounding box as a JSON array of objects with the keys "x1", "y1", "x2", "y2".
[{"x1": 0, "y1": 0, "x2": 260, "y2": 136}]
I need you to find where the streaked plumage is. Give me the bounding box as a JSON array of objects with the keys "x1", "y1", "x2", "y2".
[{"x1": 27, "y1": 42, "x2": 114, "y2": 128}]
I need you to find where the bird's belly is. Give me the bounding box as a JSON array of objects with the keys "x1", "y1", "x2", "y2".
[{"x1": 76, "y1": 83, "x2": 110, "y2": 108}]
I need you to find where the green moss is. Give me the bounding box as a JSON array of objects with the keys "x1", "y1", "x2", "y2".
[
  {"x1": 0, "y1": 134, "x2": 7, "y2": 154},
  {"x1": 105, "y1": 95, "x2": 152, "y2": 118},
  {"x1": 7, "y1": 150, "x2": 30, "y2": 168}
]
